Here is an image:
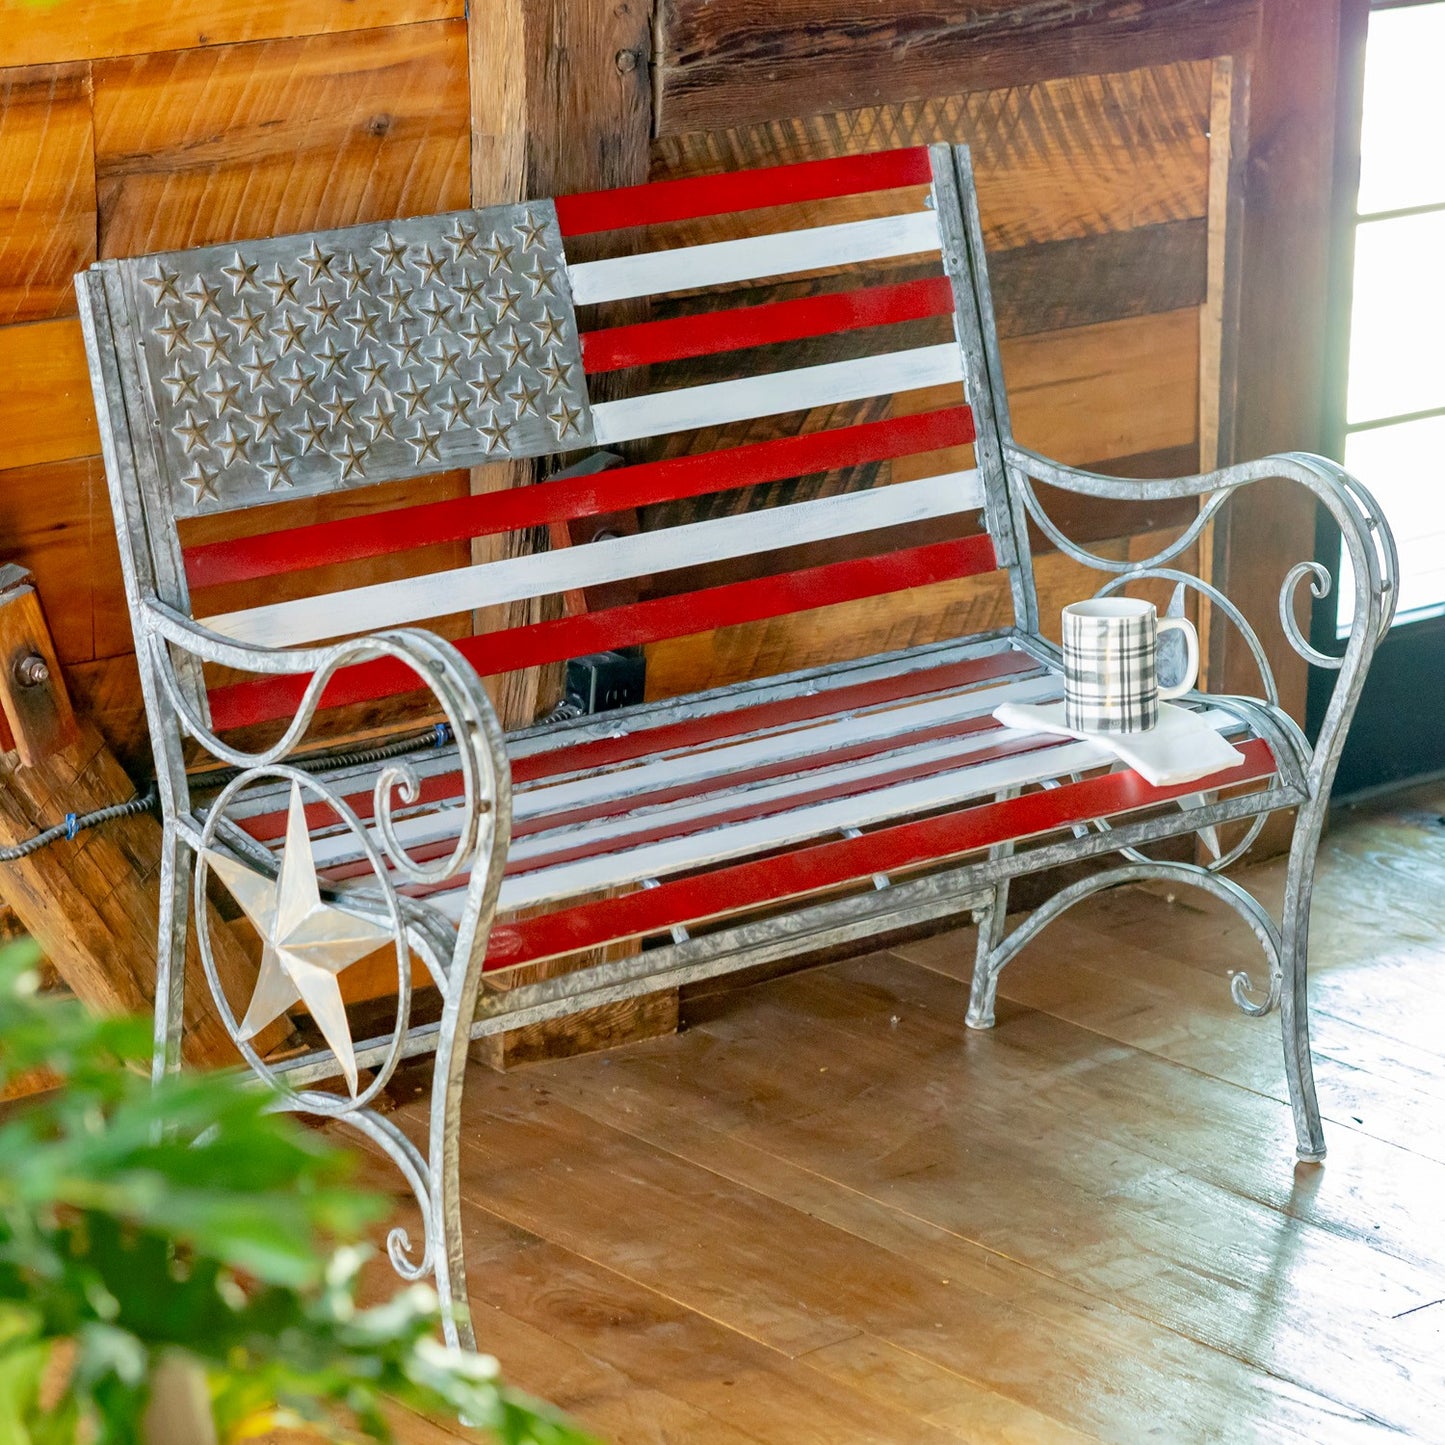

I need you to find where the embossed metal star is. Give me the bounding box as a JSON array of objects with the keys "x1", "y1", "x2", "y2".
[{"x1": 207, "y1": 783, "x2": 394, "y2": 1095}]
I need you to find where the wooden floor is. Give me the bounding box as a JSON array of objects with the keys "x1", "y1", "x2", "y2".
[{"x1": 385, "y1": 779, "x2": 1445, "y2": 1444}]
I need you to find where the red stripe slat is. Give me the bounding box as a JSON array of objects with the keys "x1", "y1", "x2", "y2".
[
  {"x1": 317, "y1": 718, "x2": 1063, "y2": 885},
  {"x1": 235, "y1": 648, "x2": 1039, "y2": 843},
  {"x1": 238, "y1": 652, "x2": 1037, "y2": 842},
  {"x1": 207, "y1": 533, "x2": 998, "y2": 731},
  {"x1": 503, "y1": 730, "x2": 1061, "y2": 879},
  {"x1": 480, "y1": 740, "x2": 1278, "y2": 970},
  {"x1": 581, "y1": 277, "x2": 955, "y2": 374},
  {"x1": 554, "y1": 148, "x2": 933, "y2": 237},
  {"x1": 182, "y1": 407, "x2": 975, "y2": 589}
]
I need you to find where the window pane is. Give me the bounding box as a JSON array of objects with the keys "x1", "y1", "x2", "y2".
[
  {"x1": 1338, "y1": 414, "x2": 1445, "y2": 631},
  {"x1": 1357, "y1": 2, "x2": 1445, "y2": 215},
  {"x1": 1345, "y1": 210, "x2": 1445, "y2": 425}
]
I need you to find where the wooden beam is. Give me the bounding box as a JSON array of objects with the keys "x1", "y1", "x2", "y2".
[
  {"x1": 0, "y1": 566, "x2": 78, "y2": 766},
  {"x1": 655, "y1": 0, "x2": 1260, "y2": 135},
  {"x1": 466, "y1": 0, "x2": 672, "y2": 1070},
  {"x1": 1213, "y1": 0, "x2": 1343, "y2": 726},
  {"x1": 467, "y1": 0, "x2": 652, "y2": 730}
]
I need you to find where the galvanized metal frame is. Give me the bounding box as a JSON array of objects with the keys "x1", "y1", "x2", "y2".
[{"x1": 75, "y1": 141, "x2": 1397, "y2": 1352}]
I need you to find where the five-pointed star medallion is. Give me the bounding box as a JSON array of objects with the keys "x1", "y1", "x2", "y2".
[{"x1": 208, "y1": 783, "x2": 394, "y2": 1095}]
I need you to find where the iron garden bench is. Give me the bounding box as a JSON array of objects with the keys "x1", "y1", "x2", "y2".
[{"x1": 76, "y1": 145, "x2": 1397, "y2": 1348}]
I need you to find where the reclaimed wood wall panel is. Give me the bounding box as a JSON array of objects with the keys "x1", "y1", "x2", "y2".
[
  {"x1": 655, "y1": 0, "x2": 1257, "y2": 135},
  {"x1": 990, "y1": 221, "x2": 1207, "y2": 340},
  {"x1": 0, "y1": 457, "x2": 102, "y2": 665},
  {"x1": 0, "y1": 9, "x2": 478, "y2": 770},
  {"x1": 0, "y1": 63, "x2": 94, "y2": 324},
  {"x1": 0, "y1": 0, "x2": 464, "y2": 70},
  {"x1": 640, "y1": 53, "x2": 1209, "y2": 703},
  {"x1": 652, "y1": 62, "x2": 1213, "y2": 252},
  {"x1": 1004, "y1": 309, "x2": 1201, "y2": 466},
  {"x1": 0, "y1": 321, "x2": 99, "y2": 473},
  {"x1": 92, "y1": 23, "x2": 471, "y2": 259}
]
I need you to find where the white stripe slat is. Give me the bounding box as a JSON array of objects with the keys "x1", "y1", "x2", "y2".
[
  {"x1": 590, "y1": 344, "x2": 964, "y2": 448},
  {"x1": 221, "y1": 635, "x2": 1025, "y2": 821},
  {"x1": 303, "y1": 671, "x2": 1058, "y2": 869},
  {"x1": 567, "y1": 211, "x2": 941, "y2": 306},
  {"x1": 201, "y1": 469, "x2": 983, "y2": 647},
  {"x1": 480, "y1": 710, "x2": 1243, "y2": 912}
]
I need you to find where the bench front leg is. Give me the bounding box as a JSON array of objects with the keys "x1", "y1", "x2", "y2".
[
  {"x1": 966, "y1": 786, "x2": 1019, "y2": 1030},
  {"x1": 141, "y1": 605, "x2": 511, "y2": 1344}
]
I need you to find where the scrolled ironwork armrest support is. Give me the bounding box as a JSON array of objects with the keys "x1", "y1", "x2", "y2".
[
  {"x1": 143, "y1": 599, "x2": 511, "y2": 897},
  {"x1": 1001, "y1": 443, "x2": 1398, "y2": 800},
  {"x1": 142, "y1": 604, "x2": 512, "y2": 1346}
]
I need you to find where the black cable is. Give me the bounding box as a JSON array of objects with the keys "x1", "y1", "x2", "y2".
[
  {"x1": 0, "y1": 781, "x2": 159, "y2": 862},
  {"x1": 0, "y1": 724, "x2": 457, "y2": 863},
  {"x1": 190, "y1": 721, "x2": 455, "y2": 796}
]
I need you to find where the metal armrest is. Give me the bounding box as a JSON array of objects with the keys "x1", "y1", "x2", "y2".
[
  {"x1": 142, "y1": 598, "x2": 511, "y2": 931},
  {"x1": 1001, "y1": 442, "x2": 1398, "y2": 802}
]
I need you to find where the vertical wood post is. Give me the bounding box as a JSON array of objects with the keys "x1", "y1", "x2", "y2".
[
  {"x1": 466, "y1": 0, "x2": 678, "y2": 1068},
  {"x1": 1214, "y1": 0, "x2": 1343, "y2": 720}
]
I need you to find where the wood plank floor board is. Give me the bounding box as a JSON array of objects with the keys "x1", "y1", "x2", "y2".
[
  {"x1": 373, "y1": 780, "x2": 1444, "y2": 1443},
  {"x1": 503, "y1": 973, "x2": 1444, "y2": 1437},
  {"x1": 460, "y1": 1215, "x2": 994, "y2": 1445},
  {"x1": 437, "y1": 1087, "x2": 1395, "y2": 1444},
  {"x1": 896, "y1": 902, "x2": 1445, "y2": 1156},
  {"x1": 483, "y1": 1088, "x2": 1401, "y2": 1445}
]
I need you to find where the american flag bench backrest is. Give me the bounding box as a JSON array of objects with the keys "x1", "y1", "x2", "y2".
[{"x1": 78, "y1": 144, "x2": 1028, "y2": 739}]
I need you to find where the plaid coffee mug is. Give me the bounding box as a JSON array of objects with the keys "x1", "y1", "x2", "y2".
[{"x1": 1062, "y1": 598, "x2": 1199, "y2": 733}]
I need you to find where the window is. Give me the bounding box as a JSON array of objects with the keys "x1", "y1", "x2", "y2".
[{"x1": 1337, "y1": 0, "x2": 1445, "y2": 631}]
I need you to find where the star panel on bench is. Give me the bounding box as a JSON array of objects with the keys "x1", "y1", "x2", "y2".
[{"x1": 125, "y1": 201, "x2": 598, "y2": 515}]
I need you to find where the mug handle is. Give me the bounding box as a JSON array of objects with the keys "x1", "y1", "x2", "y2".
[{"x1": 1157, "y1": 617, "x2": 1200, "y2": 700}]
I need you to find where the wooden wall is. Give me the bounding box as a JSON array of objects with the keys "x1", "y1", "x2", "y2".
[
  {"x1": 0, "y1": 3, "x2": 475, "y2": 768},
  {"x1": 0, "y1": 0, "x2": 1342, "y2": 774},
  {"x1": 645, "y1": 52, "x2": 1222, "y2": 695}
]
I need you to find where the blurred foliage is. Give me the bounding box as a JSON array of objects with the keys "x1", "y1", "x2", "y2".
[{"x1": 0, "y1": 942, "x2": 595, "y2": 1445}]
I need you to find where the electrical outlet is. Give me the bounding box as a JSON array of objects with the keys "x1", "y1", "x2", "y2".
[{"x1": 563, "y1": 648, "x2": 646, "y2": 715}]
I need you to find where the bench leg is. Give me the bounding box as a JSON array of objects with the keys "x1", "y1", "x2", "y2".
[
  {"x1": 966, "y1": 790, "x2": 1018, "y2": 1030},
  {"x1": 1280, "y1": 810, "x2": 1327, "y2": 1163},
  {"x1": 966, "y1": 883, "x2": 1008, "y2": 1029},
  {"x1": 428, "y1": 1020, "x2": 476, "y2": 1352},
  {"x1": 153, "y1": 823, "x2": 190, "y2": 1082}
]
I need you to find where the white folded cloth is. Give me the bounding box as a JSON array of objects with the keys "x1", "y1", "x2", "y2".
[{"x1": 991, "y1": 699, "x2": 1246, "y2": 788}]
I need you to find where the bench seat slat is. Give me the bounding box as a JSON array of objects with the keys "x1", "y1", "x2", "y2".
[
  {"x1": 318, "y1": 723, "x2": 1060, "y2": 888},
  {"x1": 299, "y1": 669, "x2": 1063, "y2": 872},
  {"x1": 384, "y1": 709, "x2": 1243, "y2": 911},
  {"x1": 476, "y1": 738, "x2": 1278, "y2": 969},
  {"x1": 206, "y1": 534, "x2": 999, "y2": 730},
  {"x1": 425, "y1": 712, "x2": 1261, "y2": 914},
  {"x1": 225, "y1": 640, "x2": 1032, "y2": 835},
  {"x1": 568, "y1": 210, "x2": 941, "y2": 306}
]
